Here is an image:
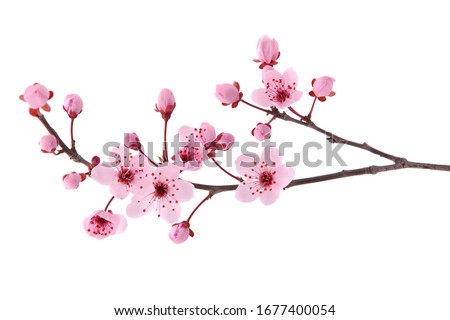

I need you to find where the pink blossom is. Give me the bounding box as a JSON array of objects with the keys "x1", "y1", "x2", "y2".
[
  {"x1": 252, "y1": 123, "x2": 272, "y2": 141},
  {"x1": 39, "y1": 134, "x2": 58, "y2": 153},
  {"x1": 126, "y1": 163, "x2": 195, "y2": 223},
  {"x1": 176, "y1": 122, "x2": 235, "y2": 170},
  {"x1": 169, "y1": 221, "x2": 192, "y2": 244},
  {"x1": 235, "y1": 146, "x2": 294, "y2": 205},
  {"x1": 20, "y1": 83, "x2": 53, "y2": 112},
  {"x1": 83, "y1": 210, "x2": 127, "y2": 239},
  {"x1": 252, "y1": 67, "x2": 303, "y2": 109},
  {"x1": 63, "y1": 172, "x2": 84, "y2": 189},
  {"x1": 309, "y1": 77, "x2": 336, "y2": 101},
  {"x1": 90, "y1": 146, "x2": 153, "y2": 199},
  {"x1": 215, "y1": 82, "x2": 242, "y2": 108},
  {"x1": 124, "y1": 132, "x2": 141, "y2": 151},
  {"x1": 254, "y1": 35, "x2": 280, "y2": 69},
  {"x1": 155, "y1": 88, "x2": 176, "y2": 121},
  {"x1": 63, "y1": 94, "x2": 83, "y2": 118}
]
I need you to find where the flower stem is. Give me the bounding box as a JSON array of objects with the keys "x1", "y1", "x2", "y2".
[
  {"x1": 241, "y1": 99, "x2": 270, "y2": 113},
  {"x1": 211, "y1": 157, "x2": 243, "y2": 182},
  {"x1": 139, "y1": 149, "x2": 159, "y2": 167},
  {"x1": 104, "y1": 196, "x2": 115, "y2": 212},
  {"x1": 187, "y1": 194, "x2": 211, "y2": 223},
  {"x1": 163, "y1": 120, "x2": 169, "y2": 162},
  {"x1": 267, "y1": 115, "x2": 277, "y2": 124},
  {"x1": 288, "y1": 106, "x2": 307, "y2": 120},
  {"x1": 70, "y1": 118, "x2": 76, "y2": 151},
  {"x1": 307, "y1": 97, "x2": 317, "y2": 118}
]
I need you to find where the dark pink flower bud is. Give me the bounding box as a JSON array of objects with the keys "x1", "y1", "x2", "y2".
[
  {"x1": 169, "y1": 221, "x2": 192, "y2": 244},
  {"x1": 39, "y1": 134, "x2": 58, "y2": 153},
  {"x1": 252, "y1": 123, "x2": 272, "y2": 141},
  {"x1": 63, "y1": 172, "x2": 82, "y2": 189},
  {"x1": 20, "y1": 83, "x2": 53, "y2": 113},
  {"x1": 63, "y1": 94, "x2": 83, "y2": 118},
  {"x1": 91, "y1": 156, "x2": 101, "y2": 168},
  {"x1": 254, "y1": 35, "x2": 280, "y2": 69},
  {"x1": 309, "y1": 77, "x2": 336, "y2": 101},
  {"x1": 155, "y1": 88, "x2": 176, "y2": 121},
  {"x1": 124, "y1": 132, "x2": 141, "y2": 151},
  {"x1": 215, "y1": 82, "x2": 242, "y2": 108}
]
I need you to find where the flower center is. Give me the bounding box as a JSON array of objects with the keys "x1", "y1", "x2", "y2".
[
  {"x1": 154, "y1": 181, "x2": 168, "y2": 198},
  {"x1": 275, "y1": 89, "x2": 289, "y2": 102},
  {"x1": 117, "y1": 167, "x2": 135, "y2": 186},
  {"x1": 88, "y1": 215, "x2": 114, "y2": 237},
  {"x1": 259, "y1": 171, "x2": 273, "y2": 187}
]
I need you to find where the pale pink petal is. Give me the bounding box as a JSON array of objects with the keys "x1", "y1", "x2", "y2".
[
  {"x1": 235, "y1": 153, "x2": 260, "y2": 177},
  {"x1": 215, "y1": 83, "x2": 240, "y2": 104},
  {"x1": 110, "y1": 182, "x2": 129, "y2": 199},
  {"x1": 251, "y1": 88, "x2": 272, "y2": 108},
  {"x1": 110, "y1": 214, "x2": 128, "y2": 234},
  {"x1": 262, "y1": 67, "x2": 282, "y2": 86},
  {"x1": 283, "y1": 68, "x2": 298, "y2": 86},
  {"x1": 169, "y1": 179, "x2": 195, "y2": 203},
  {"x1": 178, "y1": 125, "x2": 195, "y2": 142},
  {"x1": 158, "y1": 201, "x2": 181, "y2": 223},
  {"x1": 273, "y1": 165, "x2": 295, "y2": 188},
  {"x1": 24, "y1": 83, "x2": 49, "y2": 109},
  {"x1": 39, "y1": 134, "x2": 58, "y2": 153},
  {"x1": 90, "y1": 165, "x2": 116, "y2": 185},
  {"x1": 261, "y1": 146, "x2": 282, "y2": 167},
  {"x1": 108, "y1": 146, "x2": 125, "y2": 167},
  {"x1": 252, "y1": 123, "x2": 271, "y2": 141},
  {"x1": 63, "y1": 94, "x2": 83, "y2": 118},
  {"x1": 130, "y1": 177, "x2": 153, "y2": 195},
  {"x1": 157, "y1": 163, "x2": 181, "y2": 181},
  {"x1": 235, "y1": 182, "x2": 259, "y2": 203},
  {"x1": 288, "y1": 90, "x2": 303, "y2": 104},
  {"x1": 63, "y1": 172, "x2": 82, "y2": 189},
  {"x1": 126, "y1": 196, "x2": 155, "y2": 218},
  {"x1": 200, "y1": 122, "x2": 216, "y2": 144},
  {"x1": 313, "y1": 76, "x2": 336, "y2": 97},
  {"x1": 259, "y1": 188, "x2": 281, "y2": 205}
]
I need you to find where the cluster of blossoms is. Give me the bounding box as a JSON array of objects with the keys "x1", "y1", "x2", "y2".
[{"x1": 21, "y1": 35, "x2": 335, "y2": 243}]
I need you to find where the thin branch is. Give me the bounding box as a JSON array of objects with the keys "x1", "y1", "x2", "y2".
[
  {"x1": 38, "y1": 114, "x2": 91, "y2": 167},
  {"x1": 190, "y1": 160, "x2": 450, "y2": 195}
]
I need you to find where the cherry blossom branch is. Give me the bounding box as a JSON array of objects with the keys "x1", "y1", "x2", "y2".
[
  {"x1": 38, "y1": 114, "x2": 91, "y2": 167},
  {"x1": 191, "y1": 160, "x2": 450, "y2": 195}
]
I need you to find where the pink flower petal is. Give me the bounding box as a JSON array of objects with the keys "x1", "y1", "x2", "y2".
[
  {"x1": 273, "y1": 165, "x2": 295, "y2": 188},
  {"x1": 90, "y1": 165, "x2": 116, "y2": 185},
  {"x1": 110, "y1": 214, "x2": 128, "y2": 234},
  {"x1": 283, "y1": 68, "x2": 298, "y2": 86},
  {"x1": 178, "y1": 125, "x2": 195, "y2": 142},
  {"x1": 262, "y1": 67, "x2": 282, "y2": 86},
  {"x1": 259, "y1": 188, "x2": 281, "y2": 205},
  {"x1": 169, "y1": 179, "x2": 195, "y2": 203},
  {"x1": 251, "y1": 88, "x2": 272, "y2": 108},
  {"x1": 158, "y1": 201, "x2": 181, "y2": 223},
  {"x1": 261, "y1": 146, "x2": 282, "y2": 167},
  {"x1": 235, "y1": 153, "x2": 260, "y2": 177},
  {"x1": 235, "y1": 182, "x2": 259, "y2": 203},
  {"x1": 110, "y1": 182, "x2": 129, "y2": 199},
  {"x1": 200, "y1": 122, "x2": 216, "y2": 144},
  {"x1": 157, "y1": 163, "x2": 181, "y2": 181},
  {"x1": 126, "y1": 196, "x2": 155, "y2": 218}
]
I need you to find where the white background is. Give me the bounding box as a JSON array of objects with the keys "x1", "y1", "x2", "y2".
[{"x1": 1, "y1": 1, "x2": 449, "y2": 319}]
